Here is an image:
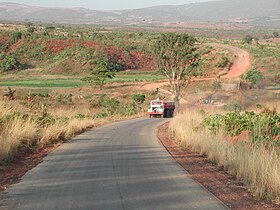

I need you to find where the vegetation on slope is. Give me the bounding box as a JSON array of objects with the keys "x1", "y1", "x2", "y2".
[
  {"x1": 0, "y1": 24, "x2": 233, "y2": 78},
  {"x1": 0, "y1": 24, "x2": 158, "y2": 75}
]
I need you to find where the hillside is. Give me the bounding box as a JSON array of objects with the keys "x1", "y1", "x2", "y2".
[{"x1": 0, "y1": 0, "x2": 280, "y2": 28}]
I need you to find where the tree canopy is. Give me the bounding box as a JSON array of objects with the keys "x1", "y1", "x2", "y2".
[
  {"x1": 154, "y1": 32, "x2": 199, "y2": 104},
  {"x1": 83, "y1": 51, "x2": 119, "y2": 87}
]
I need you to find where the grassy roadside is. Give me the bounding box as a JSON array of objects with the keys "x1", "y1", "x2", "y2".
[
  {"x1": 170, "y1": 108, "x2": 280, "y2": 204},
  {"x1": 0, "y1": 100, "x2": 147, "y2": 163},
  {"x1": 0, "y1": 77, "x2": 155, "y2": 163}
]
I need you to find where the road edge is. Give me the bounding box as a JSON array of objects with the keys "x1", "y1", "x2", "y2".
[{"x1": 156, "y1": 122, "x2": 279, "y2": 210}]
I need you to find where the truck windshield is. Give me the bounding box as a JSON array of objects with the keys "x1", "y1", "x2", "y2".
[{"x1": 151, "y1": 101, "x2": 163, "y2": 105}]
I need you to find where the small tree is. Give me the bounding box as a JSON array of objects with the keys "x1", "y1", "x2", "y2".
[
  {"x1": 272, "y1": 31, "x2": 279, "y2": 38},
  {"x1": 242, "y1": 35, "x2": 254, "y2": 44},
  {"x1": 83, "y1": 51, "x2": 119, "y2": 87},
  {"x1": 217, "y1": 54, "x2": 230, "y2": 68},
  {"x1": 27, "y1": 26, "x2": 36, "y2": 34},
  {"x1": 11, "y1": 31, "x2": 22, "y2": 44},
  {"x1": 154, "y1": 33, "x2": 199, "y2": 105},
  {"x1": 132, "y1": 93, "x2": 146, "y2": 104},
  {"x1": 241, "y1": 68, "x2": 264, "y2": 88},
  {"x1": 4, "y1": 87, "x2": 16, "y2": 100},
  {"x1": 212, "y1": 80, "x2": 222, "y2": 90},
  {"x1": 0, "y1": 53, "x2": 22, "y2": 72}
]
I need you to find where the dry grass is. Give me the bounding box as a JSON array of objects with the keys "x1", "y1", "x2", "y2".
[
  {"x1": 0, "y1": 77, "x2": 150, "y2": 161},
  {"x1": 0, "y1": 117, "x2": 38, "y2": 158},
  {"x1": 257, "y1": 100, "x2": 280, "y2": 112},
  {"x1": 0, "y1": 94, "x2": 146, "y2": 162},
  {"x1": 39, "y1": 118, "x2": 96, "y2": 146},
  {"x1": 49, "y1": 106, "x2": 95, "y2": 119},
  {"x1": 0, "y1": 101, "x2": 101, "y2": 161},
  {"x1": 0, "y1": 102, "x2": 37, "y2": 156},
  {"x1": 170, "y1": 110, "x2": 280, "y2": 203}
]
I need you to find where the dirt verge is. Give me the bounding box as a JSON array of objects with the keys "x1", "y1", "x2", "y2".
[
  {"x1": 157, "y1": 122, "x2": 279, "y2": 210},
  {"x1": 0, "y1": 145, "x2": 58, "y2": 191}
]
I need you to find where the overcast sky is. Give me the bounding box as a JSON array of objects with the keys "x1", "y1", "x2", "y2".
[{"x1": 1, "y1": 0, "x2": 213, "y2": 10}]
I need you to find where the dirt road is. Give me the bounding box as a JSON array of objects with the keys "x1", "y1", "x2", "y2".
[
  {"x1": 213, "y1": 43, "x2": 252, "y2": 78},
  {"x1": 142, "y1": 44, "x2": 251, "y2": 92},
  {"x1": 0, "y1": 118, "x2": 227, "y2": 210}
]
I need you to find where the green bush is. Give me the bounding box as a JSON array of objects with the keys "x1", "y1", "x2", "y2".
[
  {"x1": 132, "y1": 93, "x2": 146, "y2": 104},
  {"x1": 201, "y1": 109, "x2": 280, "y2": 146},
  {"x1": 56, "y1": 94, "x2": 73, "y2": 105},
  {"x1": 11, "y1": 31, "x2": 22, "y2": 44},
  {"x1": 272, "y1": 31, "x2": 279, "y2": 38},
  {"x1": 242, "y1": 35, "x2": 254, "y2": 44},
  {"x1": 217, "y1": 56, "x2": 230, "y2": 68},
  {"x1": 94, "y1": 112, "x2": 108, "y2": 119},
  {"x1": 101, "y1": 96, "x2": 120, "y2": 108},
  {"x1": 241, "y1": 68, "x2": 264, "y2": 87},
  {"x1": 27, "y1": 26, "x2": 36, "y2": 34},
  {"x1": 224, "y1": 100, "x2": 243, "y2": 112},
  {"x1": 121, "y1": 103, "x2": 137, "y2": 116},
  {"x1": 0, "y1": 53, "x2": 22, "y2": 72},
  {"x1": 212, "y1": 80, "x2": 221, "y2": 90},
  {"x1": 36, "y1": 109, "x2": 56, "y2": 127}
]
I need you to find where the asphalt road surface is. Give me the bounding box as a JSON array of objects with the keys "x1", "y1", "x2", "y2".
[{"x1": 0, "y1": 118, "x2": 228, "y2": 210}]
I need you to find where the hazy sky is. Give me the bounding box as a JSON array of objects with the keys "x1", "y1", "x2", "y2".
[{"x1": 1, "y1": 0, "x2": 213, "y2": 10}]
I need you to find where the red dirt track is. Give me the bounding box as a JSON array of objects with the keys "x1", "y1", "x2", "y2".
[
  {"x1": 217, "y1": 44, "x2": 252, "y2": 78},
  {"x1": 142, "y1": 44, "x2": 252, "y2": 92}
]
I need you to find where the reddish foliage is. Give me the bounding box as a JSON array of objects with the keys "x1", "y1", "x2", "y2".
[
  {"x1": 80, "y1": 40, "x2": 104, "y2": 49},
  {"x1": 45, "y1": 39, "x2": 77, "y2": 54},
  {"x1": 0, "y1": 35, "x2": 9, "y2": 52},
  {"x1": 44, "y1": 38, "x2": 156, "y2": 70},
  {"x1": 129, "y1": 51, "x2": 157, "y2": 70},
  {"x1": 104, "y1": 46, "x2": 156, "y2": 70},
  {"x1": 8, "y1": 39, "x2": 25, "y2": 54},
  {"x1": 0, "y1": 36, "x2": 9, "y2": 45}
]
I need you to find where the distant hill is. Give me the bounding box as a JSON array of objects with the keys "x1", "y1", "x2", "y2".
[{"x1": 0, "y1": 0, "x2": 280, "y2": 28}]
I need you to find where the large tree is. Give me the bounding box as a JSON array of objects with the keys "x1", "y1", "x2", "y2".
[{"x1": 154, "y1": 33, "x2": 199, "y2": 105}]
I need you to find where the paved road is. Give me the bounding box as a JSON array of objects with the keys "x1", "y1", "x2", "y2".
[{"x1": 0, "y1": 118, "x2": 228, "y2": 210}]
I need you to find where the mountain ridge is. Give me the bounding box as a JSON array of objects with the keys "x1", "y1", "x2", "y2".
[{"x1": 0, "y1": 1, "x2": 279, "y2": 28}]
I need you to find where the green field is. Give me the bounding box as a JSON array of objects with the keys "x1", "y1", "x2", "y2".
[
  {"x1": 0, "y1": 73, "x2": 164, "y2": 88},
  {"x1": 0, "y1": 79, "x2": 85, "y2": 88},
  {"x1": 111, "y1": 73, "x2": 164, "y2": 83}
]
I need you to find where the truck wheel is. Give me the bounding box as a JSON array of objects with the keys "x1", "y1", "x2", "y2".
[
  {"x1": 167, "y1": 110, "x2": 171, "y2": 118},
  {"x1": 163, "y1": 110, "x2": 167, "y2": 118}
]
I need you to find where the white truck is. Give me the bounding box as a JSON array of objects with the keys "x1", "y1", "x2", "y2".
[{"x1": 148, "y1": 99, "x2": 175, "y2": 118}]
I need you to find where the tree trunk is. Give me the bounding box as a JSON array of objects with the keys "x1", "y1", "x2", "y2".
[{"x1": 174, "y1": 94, "x2": 180, "y2": 109}]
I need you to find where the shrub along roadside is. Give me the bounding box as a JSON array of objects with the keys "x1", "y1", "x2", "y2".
[
  {"x1": 169, "y1": 110, "x2": 280, "y2": 203},
  {"x1": 201, "y1": 109, "x2": 280, "y2": 146}
]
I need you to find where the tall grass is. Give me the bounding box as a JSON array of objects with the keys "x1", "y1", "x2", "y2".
[
  {"x1": 39, "y1": 118, "x2": 97, "y2": 146},
  {"x1": 0, "y1": 101, "x2": 98, "y2": 161},
  {"x1": 170, "y1": 111, "x2": 280, "y2": 203},
  {"x1": 0, "y1": 115, "x2": 38, "y2": 158},
  {"x1": 0, "y1": 98, "x2": 146, "y2": 162}
]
